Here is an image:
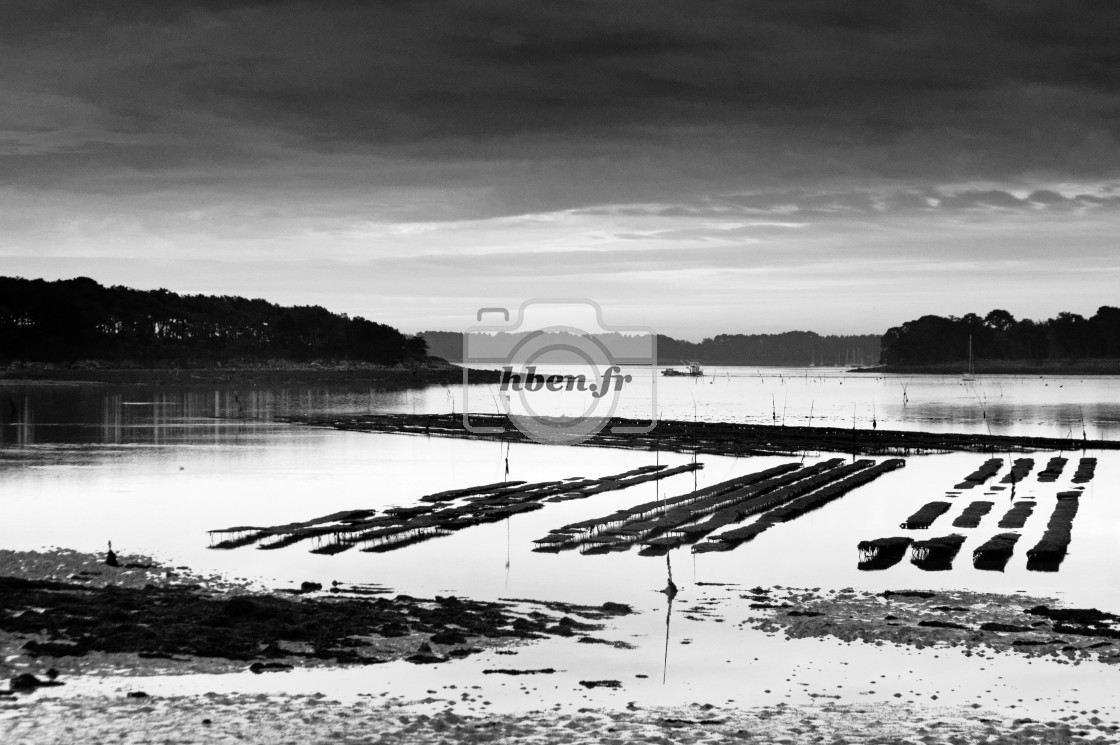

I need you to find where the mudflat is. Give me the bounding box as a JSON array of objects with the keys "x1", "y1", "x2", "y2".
[{"x1": 4, "y1": 549, "x2": 1120, "y2": 743}]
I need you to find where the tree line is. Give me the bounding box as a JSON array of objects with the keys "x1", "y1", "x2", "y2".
[
  {"x1": 420, "y1": 329, "x2": 881, "y2": 367},
  {"x1": 880, "y1": 307, "x2": 1120, "y2": 365},
  {"x1": 0, "y1": 276, "x2": 428, "y2": 365}
]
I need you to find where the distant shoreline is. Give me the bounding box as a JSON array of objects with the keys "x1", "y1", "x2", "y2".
[
  {"x1": 855, "y1": 358, "x2": 1120, "y2": 375},
  {"x1": 5, "y1": 359, "x2": 1120, "y2": 385},
  {"x1": 0, "y1": 360, "x2": 502, "y2": 387}
]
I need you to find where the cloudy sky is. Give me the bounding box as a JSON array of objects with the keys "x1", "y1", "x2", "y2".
[{"x1": 2, "y1": 1, "x2": 1118, "y2": 338}]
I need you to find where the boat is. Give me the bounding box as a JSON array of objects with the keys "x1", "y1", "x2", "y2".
[
  {"x1": 962, "y1": 335, "x2": 977, "y2": 382},
  {"x1": 661, "y1": 360, "x2": 704, "y2": 377}
]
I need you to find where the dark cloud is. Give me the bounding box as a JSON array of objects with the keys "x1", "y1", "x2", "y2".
[{"x1": 4, "y1": 2, "x2": 1120, "y2": 185}]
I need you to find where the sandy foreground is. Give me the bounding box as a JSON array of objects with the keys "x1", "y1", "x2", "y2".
[
  {"x1": 3, "y1": 549, "x2": 1120, "y2": 744},
  {"x1": 8, "y1": 692, "x2": 1118, "y2": 745}
]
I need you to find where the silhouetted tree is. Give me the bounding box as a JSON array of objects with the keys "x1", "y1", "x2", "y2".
[
  {"x1": 880, "y1": 307, "x2": 1120, "y2": 364},
  {"x1": 0, "y1": 276, "x2": 426, "y2": 365}
]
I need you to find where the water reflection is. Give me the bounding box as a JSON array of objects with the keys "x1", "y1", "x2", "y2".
[
  {"x1": 662, "y1": 551, "x2": 678, "y2": 684},
  {"x1": 0, "y1": 384, "x2": 429, "y2": 448},
  {"x1": 3, "y1": 368, "x2": 1120, "y2": 449},
  {"x1": 471, "y1": 365, "x2": 1120, "y2": 438}
]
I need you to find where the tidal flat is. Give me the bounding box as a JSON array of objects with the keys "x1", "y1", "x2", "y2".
[
  {"x1": 5, "y1": 549, "x2": 1120, "y2": 744},
  {"x1": 2, "y1": 371, "x2": 1119, "y2": 742}
]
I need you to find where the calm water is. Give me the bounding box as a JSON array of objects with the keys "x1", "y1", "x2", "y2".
[{"x1": 2, "y1": 368, "x2": 1119, "y2": 717}]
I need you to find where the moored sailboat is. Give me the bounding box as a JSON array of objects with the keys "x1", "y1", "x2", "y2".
[{"x1": 962, "y1": 335, "x2": 977, "y2": 381}]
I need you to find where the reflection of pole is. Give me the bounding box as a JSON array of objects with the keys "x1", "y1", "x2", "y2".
[
  {"x1": 662, "y1": 592, "x2": 674, "y2": 684},
  {"x1": 692, "y1": 445, "x2": 698, "y2": 491},
  {"x1": 503, "y1": 437, "x2": 511, "y2": 578},
  {"x1": 661, "y1": 553, "x2": 677, "y2": 685},
  {"x1": 504, "y1": 516, "x2": 511, "y2": 591}
]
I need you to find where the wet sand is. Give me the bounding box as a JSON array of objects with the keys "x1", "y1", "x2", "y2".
[
  {"x1": 5, "y1": 549, "x2": 1120, "y2": 742},
  {"x1": 8, "y1": 691, "x2": 1119, "y2": 744}
]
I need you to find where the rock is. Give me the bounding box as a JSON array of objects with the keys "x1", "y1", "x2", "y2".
[
  {"x1": 882, "y1": 590, "x2": 936, "y2": 599},
  {"x1": 429, "y1": 629, "x2": 467, "y2": 645},
  {"x1": 601, "y1": 602, "x2": 632, "y2": 615},
  {"x1": 405, "y1": 653, "x2": 447, "y2": 665},
  {"x1": 1026, "y1": 606, "x2": 1118, "y2": 626},
  {"x1": 22, "y1": 640, "x2": 86, "y2": 657},
  {"x1": 126, "y1": 691, "x2": 149, "y2": 698},
  {"x1": 980, "y1": 622, "x2": 1032, "y2": 633},
  {"x1": 248, "y1": 662, "x2": 294, "y2": 674},
  {"x1": 408, "y1": 641, "x2": 450, "y2": 664},
  {"x1": 918, "y1": 620, "x2": 968, "y2": 630},
  {"x1": 300, "y1": 581, "x2": 323, "y2": 593},
  {"x1": 446, "y1": 647, "x2": 481, "y2": 658},
  {"x1": 9, "y1": 673, "x2": 63, "y2": 692},
  {"x1": 10, "y1": 674, "x2": 45, "y2": 691},
  {"x1": 579, "y1": 680, "x2": 622, "y2": 689},
  {"x1": 512, "y1": 617, "x2": 542, "y2": 633},
  {"x1": 260, "y1": 642, "x2": 287, "y2": 658}
]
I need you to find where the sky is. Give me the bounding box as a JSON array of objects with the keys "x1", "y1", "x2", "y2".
[{"x1": 2, "y1": 0, "x2": 1119, "y2": 340}]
